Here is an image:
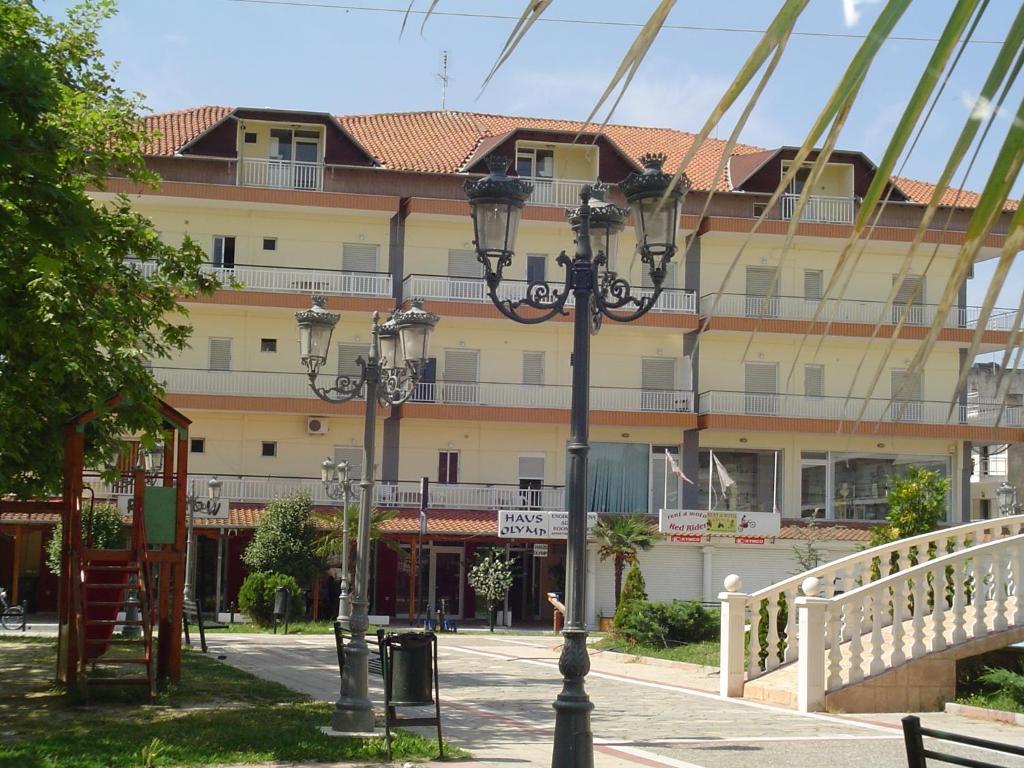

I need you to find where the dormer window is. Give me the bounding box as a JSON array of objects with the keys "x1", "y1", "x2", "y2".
[
  {"x1": 516, "y1": 147, "x2": 554, "y2": 179},
  {"x1": 781, "y1": 160, "x2": 855, "y2": 224}
]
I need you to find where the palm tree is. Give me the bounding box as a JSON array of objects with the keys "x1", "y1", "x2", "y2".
[
  {"x1": 592, "y1": 514, "x2": 660, "y2": 606},
  {"x1": 313, "y1": 504, "x2": 403, "y2": 571}
]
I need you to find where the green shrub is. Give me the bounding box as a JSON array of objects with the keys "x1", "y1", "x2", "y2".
[
  {"x1": 613, "y1": 599, "x2": 718, "y2": 647},
  {"x1": 237, "y1": 572, "x2": 302, "y2": 627},
  {"x1": 979, "y1": 667, "x2": 1024, "y2": 706},
  {"x1": 45, "y1": 502, "x2": 125, "y2": 575},
  {"x1": 619, "y1": 564, "x2": 648, "y2": 605},
  {"x1": 242, "y1": 493, "x2": 318, "y2": 584}
]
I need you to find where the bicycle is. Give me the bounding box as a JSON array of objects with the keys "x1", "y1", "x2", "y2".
[{"x1": 0, "y1": 587, "x2": 25, "y2": 631}]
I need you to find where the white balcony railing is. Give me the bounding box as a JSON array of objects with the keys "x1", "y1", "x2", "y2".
[
  {"x1": 519, "y1": 177, "x2": 596, "y2": 208},
  {"x1": 127, "y1": 260, "x2": 392, "y2": 298},
  {"x1": 85, "y1": 472, "x2": 564, "y2": 511},
  {"x1": 403, "y1": 275, "x2": 696, "y2": 315},
  {"x1": 780, "y1": 193, "x2": 855, "y2": 224},
  {"x1": 153, "y1": 367, "x2": 693, "y2": 414},
  {"x1": 239, "y1": 157, "x2": 324, "y2": 191},
  {"x1": 698, "y1": 390, "x2": 1023, "y2": 427},
  {"x1": 701, "y1": 293, "x2": 1017, "y2": 332}
]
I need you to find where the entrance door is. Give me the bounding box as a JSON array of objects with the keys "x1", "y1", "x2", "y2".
[{"x1": 429, "y1": 547, "x2": 463, "y2": 619}]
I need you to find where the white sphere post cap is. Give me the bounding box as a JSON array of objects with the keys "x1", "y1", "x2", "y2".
[
  {"x1": 801, "y1": 576, "x2": 821, "y2": 596},
  {"x1": 723, "y1": 574, "x2": 742, "y2": 593}
]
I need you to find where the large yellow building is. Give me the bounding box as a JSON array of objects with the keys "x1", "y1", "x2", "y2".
[{"x1": 71, "y1": 105, "x2": 1020, "y2": 625}]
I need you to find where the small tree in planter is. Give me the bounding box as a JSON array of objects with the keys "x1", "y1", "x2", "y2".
[{"x1": 467, "y1": 550, "x2": 515, "y2": 632}]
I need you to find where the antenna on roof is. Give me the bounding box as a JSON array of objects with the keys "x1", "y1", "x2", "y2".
[{"x1": 437, "y1": 49, "x2": 451, "y2": 111}]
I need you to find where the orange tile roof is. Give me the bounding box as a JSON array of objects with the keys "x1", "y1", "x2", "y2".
[
  {"x1": 142, "y1": 106, "x2": 1009, "y2": 208},
  {"x1": 775, "y1": 522, "x2": 874, "y2": 543}
]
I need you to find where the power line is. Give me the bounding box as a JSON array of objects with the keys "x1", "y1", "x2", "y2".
[{"x1": 223, "y1": 0, "x2": 1005, "y2": 45}]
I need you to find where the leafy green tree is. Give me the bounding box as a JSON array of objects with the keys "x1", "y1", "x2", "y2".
[
  {"x1": 592, "y1": 514, "x2": 660, "y2": 606},
  {"x1": 45, "y1": 502, "x2": 125, "y2": 575},
  {"x1": 243, "y1": 493, "x2": 319, "y2": 584},
  {"x1": 0, "y1": 0, "x2": 218, "y2": 498},
  {"x1": 869, "y1": 466, "x2": 949, "y2": 547},
  {"x1": 467, "y1": 549, "x2": 515, "y2": 632}
]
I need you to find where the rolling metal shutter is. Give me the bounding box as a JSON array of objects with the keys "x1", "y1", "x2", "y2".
[
  {"x1": 443, "y1": 349, "x2": 479, "y2": 403},
  {"x1": 891, "y1": 368, "x2": 923, "y2": 421},
  {"x1": 336, "y1": 343, "x2": 364, "y2": 378},
  {"x1": 892, "y1": 275, "x2": 925, "y2": 324},
  {"x1": 804, "y1": 270, "x2": 823, "y2": 301},
  {"x1": 745, "y1": 266, "x2": 778, "y2": 316},
  {"x1": 642, "y1": 358, "x2": 677, "y2": 411},
  {"x1": 522, "y1": 351, "x2": 545, "y2": 386},
  {"x1": 518, "y1": 455, "x2": 545, "y2": 480},
  {"x1": 804, "y1": 365, "x2": 824, "y2": 397},
  {"x1": 333, "y1": 446, "x2": 363, "y2": 480},
  {"x1": 208, "y1": 338, "x2": 232, "y2": 371},
  {"x1": 745, "y1": 362, "x2": 778, "y2": 415},
  {"x1": 447, "y1": 249, "x2": 482, "y2": 278},
  {"x1": 342, "y1": 243, "x2": 378, "y2": 272}
]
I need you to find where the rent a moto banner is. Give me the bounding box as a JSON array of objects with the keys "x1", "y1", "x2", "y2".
[{"x1": 658, "y1": 509, "x2": 782, "y2": 538}]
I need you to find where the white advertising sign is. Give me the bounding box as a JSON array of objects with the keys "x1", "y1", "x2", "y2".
[
  {"x1": 533, "y1": 543, "x2": 549, "y2": 557},
  {"x1": 658, "y1": 509, "x2": 781, "y2": 537},
  {"x1": 498, "y1": 510, "x2": 599, "y2": 540}
]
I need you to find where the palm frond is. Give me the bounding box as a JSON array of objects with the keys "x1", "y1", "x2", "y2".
[{"x1": 479, "y1": 0, "x2": 554, "y2": 94}]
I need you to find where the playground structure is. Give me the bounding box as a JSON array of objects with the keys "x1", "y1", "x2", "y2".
[{"x1": 55, "y1": 395, "x2": 191, "y2": 698}]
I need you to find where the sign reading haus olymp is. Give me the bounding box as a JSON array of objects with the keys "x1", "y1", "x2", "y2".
[
  {"x1": 497, "y1": 510, "x2": 599, "y2": 540},
  {"x1": 658, "y1": 509, "x2": 781, "y2": 542}
]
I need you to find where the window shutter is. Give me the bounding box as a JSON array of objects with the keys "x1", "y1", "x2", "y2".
[
  {"x1": 336, "y1": 343, "x2": 364, "y2": 378},
  {"x1": 745, "y1": 363, "x2": 778, "y2": 394},
  {"x1": 208, "y1": 338, "x2": 232, "y2": 371},
  {"x1": 891, "y1": 369, "x2": 922, "y2": 401},
  {"x1": 642, "y1": 358, "x2": 676, "y2": 391},
  {"x1": 522, "y1": 351, "x2": 545, "y2": 386},
  {"x1": 518, "y1": 455, "x2": 545, "y2": 480},
  {"x1": 447, "y1": 249, "x2": 482, "y2": 278},
  {"x1": 893, "y1": 275, "x2": 924, "y2": 305},
  {"x1": 804, "y1": 365, "x2": 824, "y2": 397},
  {"x1": 342, "y1": 243, "x2": 378, "y2": 272},
  {"x1": 804, "y1": 270, "x2": 823, "y2": 301},
  {"x1": 333, "y1": 446, "x2": 363, "y2": 480},
  {"x1": 746, "y1": 266, "x2": 777, "y2": 297},
  {"x1": 443, "y1": 349, "x2": 478, "y2": 382},
  {"x1": 642, "y1": 262, "x2": 677, "y2": 289}
]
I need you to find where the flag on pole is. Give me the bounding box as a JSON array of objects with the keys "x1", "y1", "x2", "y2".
[
  {"x1": 712, "y1": 453, "x2": 735, "y2": 495},
  {"x1": 665, "y1": 449, "x2": 695, "y2": 485}
]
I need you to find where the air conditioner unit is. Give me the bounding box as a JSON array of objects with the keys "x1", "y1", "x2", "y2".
[{"x1": 306, "y1": 417, "x2": 329, "y2": 435}]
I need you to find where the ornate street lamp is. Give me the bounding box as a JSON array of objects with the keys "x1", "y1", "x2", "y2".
[
  {"x1": 296, "y1": 296, "x2": 438, "y2": 735},
  {"x1": 998, "y1": 481, "x2": 1019, "y2": 516},
  {"x1": 465, "y1": 151, "x2": 687, "y2": 768},
  {"x1": 184, "y1": 477, "x2": 223, "y2": 603},
  {"x1": 141, "y1": 442, "x2": 165, "y2": 481},
  {"x1": 321, "y1": 457, "x2": 356, "y2": 623}
]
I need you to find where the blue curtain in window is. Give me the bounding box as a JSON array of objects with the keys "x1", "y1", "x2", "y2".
[{"x1": 584, "y1": 442, "x2": 649, "y2": 514}]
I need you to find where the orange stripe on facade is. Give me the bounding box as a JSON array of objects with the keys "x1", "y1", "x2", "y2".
[
  {"x1": 701, "y1": 316, "x2": 1011, "y2": 345},
  {"x1": 401, "y1": 402, "x2": 697, "y2": 427},
  {"x1": 406, "y1": 197, "x2": 579, "y2": 223},
  {"x1": 698, "y1": 413, "x2": 1024, "y2": 442},
  {"x1": 100, "y1": 178, "x2": 400, "y2": 213}
]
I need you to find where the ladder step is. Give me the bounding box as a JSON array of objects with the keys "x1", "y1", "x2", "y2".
[
  {"x1": 91, "y1": 658, "x2": 150, "y2": 665},
  {"x1": 87, "y1": 677, "x2": 151, "y2": 686},
  {"x1": 85, "y1": 619, "x2": 145, "y2": 626}
]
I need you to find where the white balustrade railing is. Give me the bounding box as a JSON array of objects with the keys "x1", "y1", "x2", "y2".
[
  {"x1": 403, "y1": 275, "x2": 696, "y2": 314},
  {"x1": 239, "y1": 157, "x2": 324, "y2": 191},
  {"x1": 84, "y1": 472, "x2": 564, "y2": 511},
  {"x1": 701, "y1": 294, "x2": 1016, "y2": 332},
  {"x1": 126, "y1": 260, "x2": 392, "y2": 298},
  {"x1": 153, "y1": 367, "x2": 692, "y2": 414},
  {"x1": 698, "y1": 390, "x2": 1023, "y2": 427},
  {"x1": 796, "y1": 533, "x2": 1024, "y2": 710},
  {"x1": 521, "y1": 177, "x2": 595, "y2": 208},
  {"x1": 719, "y1": 515, "x2": 1024, "y2": 698},
  {"x1": 780, "y1": 193, "x2": 855, "y2": 224}
]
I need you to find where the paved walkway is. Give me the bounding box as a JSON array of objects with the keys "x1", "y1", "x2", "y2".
[{"x1": 209, "y1": 632, "x2": 1024, "y2": 767}]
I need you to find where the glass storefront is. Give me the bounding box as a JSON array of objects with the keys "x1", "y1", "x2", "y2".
[
  {"x1": 697, "y1": 449, "x2": 782, "y2": 513},
  {"x1": 799, "y1": 451, "x2": 951, "y2": 521}
]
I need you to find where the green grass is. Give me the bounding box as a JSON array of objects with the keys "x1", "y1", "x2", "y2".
[
  {"x1": 957, "y1": 692, "x2": 1024, "y2": 715},
  {"x1": 591, "y1": 636, "x2": 720, "y2": 666},
  {"x1": 193, "y1": 619, "x2": 341, "y2": 635},
  {"x1": 0, "y1": 637, "x2": 462, "y2": 767}
]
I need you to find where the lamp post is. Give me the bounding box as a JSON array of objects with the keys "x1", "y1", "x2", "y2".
[
  {"x1": 321, "y1": 457, "x2": 356, "y2": 623},
  {"x1": 997, "y1": 481, "x2": 1020, "y2": 516},
  {"x1": 465, "y1": 153, "x2": 686, "y2": 768},
  {"x1": 184, "y1": 477, "x2": 222, "y2": 603},
  {"x1": 296, "y1": 297, "x2": 438, "y2": 734}
]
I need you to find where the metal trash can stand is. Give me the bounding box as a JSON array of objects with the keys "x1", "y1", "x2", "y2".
[
  {"x1": 273, "y1": 586, "x2": 292, "y2": 634},
  {"x1": 377, "y1": 630, "x2": 444, "y2": 761}
]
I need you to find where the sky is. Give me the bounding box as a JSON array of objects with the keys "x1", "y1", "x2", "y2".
[{"x1": 42, "y1": 0, "x2": 1024, "y2": 325}]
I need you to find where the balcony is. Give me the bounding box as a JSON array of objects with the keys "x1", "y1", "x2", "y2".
[
  {"x1": 128, "y1": 261, "x2": 392, "y2": 298},
  {"x1": 698, "y1": 390, "x2": 1023, "y2": 427},
  {"x1": 700, "y1": 293, "x2": 1017, "y2": 332},
  {"x1": 87, "y1": 473, "x2": 564, "y2": 511},
  {"x1": 780, "y1": 193, "x2": 855, "y2": 224},
  {"x1": 404, "y1": 274, "x2": 696, "y2": 315},
  {"x1": 153, "y1": 368, "x2": 693, "y2": 414},
  {"x1": 518, "y1": 177, "x2": 596, "y2": 208},
  {"x1": 239, "y1": 157, "x2": 324, "y2": 191}
]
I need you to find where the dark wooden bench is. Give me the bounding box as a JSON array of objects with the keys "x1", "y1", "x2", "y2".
[
  {"x1": 902, "y1": 715, "x2": 1024, "y2": 767},
  {"x1": 333, "y1": 621, "x2": 382, "y2": 677}
]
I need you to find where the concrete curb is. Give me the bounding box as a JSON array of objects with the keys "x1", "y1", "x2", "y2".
[
  {"x1": 592, "y1": 647, "x2": 720, "y2": 673},
  {"x1": 945, "y1": 701, "x2": 1024, "y2": 726}
]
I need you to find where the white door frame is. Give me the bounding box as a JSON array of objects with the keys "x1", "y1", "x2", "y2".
[{"x1": 428, "y1": 545, "x2": 464, "y2": 619}]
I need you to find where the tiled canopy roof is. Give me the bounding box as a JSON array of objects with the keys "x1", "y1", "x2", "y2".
[{"x1": 140, "y1": 106, "x2": 1000, "y2": 208}]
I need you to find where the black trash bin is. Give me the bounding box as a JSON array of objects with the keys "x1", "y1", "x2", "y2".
[
  {"x1": 273, "y1": 586, "x2": 291, "y2": 633},
  {"x1": 385, "y1": 631, "x2": 434, "y2": 705}
]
